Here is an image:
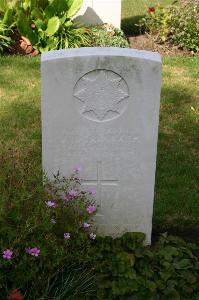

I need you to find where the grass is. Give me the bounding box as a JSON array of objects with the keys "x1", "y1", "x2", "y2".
[
  {"x1": 154, "y1": 57, "x2": 199, "y2": 239},
  {"x1": 121, "y1": 0, "x2": 173, "y2": 34},
  {"x1": 0, "y1": 56, "x2": 42, "y2": 209},
  {"x1": 0, "y1": 55, "x2": 198, "y2": 240}
]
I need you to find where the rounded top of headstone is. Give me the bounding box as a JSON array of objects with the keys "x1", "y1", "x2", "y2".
[{"x1": 41, "y1": 47, "x2": 161, "y2": 63}]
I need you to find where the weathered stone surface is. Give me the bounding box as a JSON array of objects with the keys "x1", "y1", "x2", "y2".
[{"x1": 41, "y1": 47, "x2": 162, "y2": 244}]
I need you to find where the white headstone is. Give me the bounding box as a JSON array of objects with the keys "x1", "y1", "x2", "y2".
[
  {"x1": 74, "y1": 0, "x2": 121, "y2": 28},
  {"x1": 41, "y1": 48, "x2": 162, "y2": 244}
]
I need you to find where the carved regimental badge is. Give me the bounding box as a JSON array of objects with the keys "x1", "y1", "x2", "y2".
[{"x1": 73, "y1": 69, "x2": 129, "y2": 122}]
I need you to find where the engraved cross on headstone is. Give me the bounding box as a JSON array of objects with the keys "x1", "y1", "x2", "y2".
[{"x1": 82, "y1": 161, "x2": 119, "y2": 213}]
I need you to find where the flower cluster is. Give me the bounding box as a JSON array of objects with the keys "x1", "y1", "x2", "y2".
[
  {"x1": 83, "y1": 222, "x2": 91, "y2": 228},
  {"x1": 64, "y1": 232, "x2": 71, "y2": 239},
  {"x1": 3, "y1": 249, "x2": 13, "y2": 260},
  {"x1": 45, "y1": 166, "x2": 97, "y2": 241},
  {"x1": 89, "y1": 233, "x2": 96, "y2": 240},
  {"x1": 68, "y1": 189, "x2": 78, "y2": 198},
  {"x1": 46, "y1": 200, "x2": 57, "y2": 208},
  {"x1": 25, "y1": 247, "x2": 40, "y2": 257},
  {"x1": 148, "y1": 6, "x2": 155, "y2": 13},
  {"x1": 86, "y1": 204, "x2": 97, "y2": 214},
  {"x1": 2, "y1": 247, "x2": 41, "y2": 260},
  {"x1": 2, "y1": 167, "x2": 97, "y2": 262}
]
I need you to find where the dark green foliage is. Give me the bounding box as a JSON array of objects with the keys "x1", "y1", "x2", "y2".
[
  {"x1": 0, "y1": 19, "x2": 13, "y2": 53},
  {"x1": 90, "y1": 24, "x2": 129, "y2": 48},
  {"x1": 0, "y1": 0, "x2": 15, "y2": 53},
  {"x1": 0, "y1": 0, "x2": 90, "y2": 52},
  {"x1": 87, "y1": 233, "x2": 199, "y2": 299},
  {"x1": 140, "y1": 0, "x2": 199, "y2": 52}
]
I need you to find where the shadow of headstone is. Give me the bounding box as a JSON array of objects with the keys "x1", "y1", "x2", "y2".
[
  {"x1": 73, "y1": 6, "x2": 103, "y2": 26},
  {"x1": 121, "y1": 15, "x2": 146, "y2": 36}
]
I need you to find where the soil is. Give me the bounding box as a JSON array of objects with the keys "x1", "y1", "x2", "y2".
[
  {"x1": 8, "y1": 32, "x2": 39, "y2": 56},
  {"x1": 128, "y1": 34, "x2": 193, "y2": 57}
]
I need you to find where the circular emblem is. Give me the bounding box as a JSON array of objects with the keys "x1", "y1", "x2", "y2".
[{"x1": 73, "y1": 69, "x2": 129, "y2": 122}]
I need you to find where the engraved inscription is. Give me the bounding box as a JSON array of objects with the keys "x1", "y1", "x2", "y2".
[
  {"x1": 82, "y1": 161, "x2": 119, "y2": 215},
  {"x1": 73, "y1": 69, "x2": 129, "y2": 122}
]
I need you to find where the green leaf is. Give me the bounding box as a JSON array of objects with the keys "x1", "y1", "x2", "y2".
[
  {"x1": 67, "y1": 0, "x2": 83, "y2": 18},
  {"x1": 2, "y1": 8, "x2": 14, "y2": 26},
  {"x1": 31, "y1": 8, "x2": 44, "y2": 20},
  {"x1": 46, "y1": 16, "x2": 60, "y2": 37},
  {"x1": 23, "y1": 0, "x2": 31, "y2": 11},
  {"x1": 64, "y1": 36, "x2": 69, "y2": 48},
  {"x1": 35, "y1": 18, "x2": 45, "y2": 30},
  {"x1": 45, "y1": 0, "x2": 68, "y2": 18},
  {"x1": 16, "y1": 11, "x2": 38, "y2": 45},
  {"x1": 146, "y1": 280, "x2": 157, "y2": 290},
  {"x1": 160, "y1": 271, "x2": 171, "y2": 281},
  {"x1": 0, "y1": 0, "x2": 8, "y2": 12},
  {"x1": 174, "y1": 259, "x2": 192, "y2": 270},
  {"x1": 60, "y1": 14, "x2": 67, "y2": 25},
  {"x1": 34, "y1": 19, "x2": 44, "y2": 29}
]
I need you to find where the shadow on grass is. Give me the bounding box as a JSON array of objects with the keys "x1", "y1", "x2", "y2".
[
  {"x1": 121, "y1": 15, "x2": 145, "y2": 36},
  {"x1": 152, "y1": 84, "x2": 199, "y2": 244}
]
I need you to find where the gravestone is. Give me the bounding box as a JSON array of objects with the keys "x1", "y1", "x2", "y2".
[
  {"x1": 74, "y1": 0, "x2": 121, "y2": 28},
  {"x1": 41, "y1": 47, "x2": 162, "y2": 244}
]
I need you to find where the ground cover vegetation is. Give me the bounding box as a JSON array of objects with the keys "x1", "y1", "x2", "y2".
[
  {"x1": 87, "y1": 233, "x2": 199, "y2": 299},
  {"x1": 90, "y1": 24, "x2": 128, "y2": 48},
  {"x1": 140, "y1": 0, "x2": 199, "y2": 53},
  {"x1": 121, "y1": 0, "x2": 173, "y2": 35},
  {"x1": 122, "y1": 0, "x2": 199, "y2": 54},
  {"x1": 0, "y1": 54, "x2": 198, "y2": 298},
  {"x1": 0, "y1": 18, "x2": 13, "y2": 52}
]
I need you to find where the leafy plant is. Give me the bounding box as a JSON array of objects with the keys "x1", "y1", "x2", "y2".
[
  {"x1": 54, "y1": 21, "x2": 90, "y2": 50},
  {"x1": 87, "y1": 232, "x2": 199, "y2": 299},
  {"x1": 16, "y1": 0, "x2": 91, "y2": 52},
  {"x1": 0, "y1": 19, "x2": 13, "y2": 53},
  {"x1": 0, "y1": 0, "x2": 90, "y2": 52},
  {"x1": 140, "y1": 0, "x2": 199, "y2": 52},
  {"x1": 90, "y1": 24, "x2": 129, "y2": 48}
]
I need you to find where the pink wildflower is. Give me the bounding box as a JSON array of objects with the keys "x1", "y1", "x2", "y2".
[
  {"x1": 64, "y1": 232, "x2": 71, "y2": 239},
  {"x1": 89, "y1": 233, "x2": 96, "y2": 240},
  {"x1": 83, "y1": 222, "x2": 91, "y2": 228},
  {"x1": 63, "y1": 195, "x2": 69, "y2": 203},
  {"x1": 68, "y1": 190, "x2": 78, "y2": 198},
  {"x1": 3, "y1": 249, "x2": 13, "y2": 260},
  {"x1": 88, "y1": 189, "x2": 97, "y2": 197},
  {"x1": 25, "y1": 247, "x2": 40, "y2": 257},
  {"x1": 46, "y1": 200, "x2": 57, "y2": 208},
  {"x1": 86, "y1": 204, "x2": 97, "y2": 214}
]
